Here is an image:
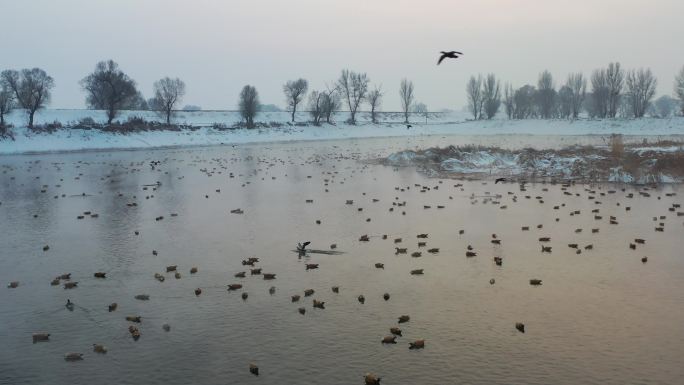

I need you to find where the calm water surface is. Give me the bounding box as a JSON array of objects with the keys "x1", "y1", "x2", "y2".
[{"x1": 1, "y1": 135, "x2": 683, "y2": 385}]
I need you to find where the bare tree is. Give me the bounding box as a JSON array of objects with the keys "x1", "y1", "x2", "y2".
[
  {"x1": 1, "y1": 68, "x2": 54, "y2": 128},
  {"x1": 238, "y1": 85, "x2": 260, "y2": 128},
  {"x1": 503, "y1": 83, "x2": 514, "y2": 119},
  {"x1": 557, "y1": 86, "x2": 573, "y2": 119},
  {"x1": 337, "y1": 70, "x2": 369, "y2": 124},
  {"x1": 308, "y1": 90, "x2": 324, "y2": 125},
  {"x1": 0, "y1": 85, "x2": 14, "y2": 127},
  {"x1": 606, "y1": 62, "x2": 624, "y2": 118},
  {"x1": 653, "y1": 95, "x2": 676, "y2": 118},
  {"x1": 466, "y1": 75, "x2": 483, "y2": 120},
  {"x1": 412, "y1": 102, "x2": 428, "y2": 123},
  {"x1": 590, "y1": 69, "x2": 609, "y2": 118},
  {"x1": 675, "y1": 66, "x2": 684, "y2": 115},
  {"x1": 151, "y1": 77, "x2": 186, "y2": 125},
  {"x1": 367, "y1": 85, "x2": 383, "y2": 123},
  {"x1": 566, "y1": 72, "x2": 586, "y2": 119},
  {"x1": 399, "y1": 79, "x2": 415, "y2": 123},
  {"x1": 80, "y1": 60, "x2": 138, "y2": 124},
  {"x1": 283, "y1": 78, "x2": 308, "y2": 122},
  {"x1": 482, "y1": 74, "x2": 501, "y2": 119},
  {"x1": 625, "y1": 68, "x2": 657, "y2": 118},
  {"x1": 132, "y1": 91, "x2": 149, "y2": 110},
  {"x1": 321, "y1": 88, "x2": 340, "y2": 124},
  {"x1": 513, "y1": 85, "x2": 536, "y2": 119},
  {"x1": 536, "y1": 70, "x2": 556, "y2": 119}
]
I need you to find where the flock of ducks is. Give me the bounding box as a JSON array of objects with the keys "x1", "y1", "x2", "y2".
[{"x1": 2, "y1": 143, "x2": 682, "y2": 384}]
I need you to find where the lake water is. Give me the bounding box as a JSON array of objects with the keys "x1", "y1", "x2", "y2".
[{"x1": 1, "y1": 134, "x2": 683, "y2": 385}]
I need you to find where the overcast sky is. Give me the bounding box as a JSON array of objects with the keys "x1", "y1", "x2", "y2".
[{"x1": 1, "y1": 0, "x2": 683, "y2": 111}]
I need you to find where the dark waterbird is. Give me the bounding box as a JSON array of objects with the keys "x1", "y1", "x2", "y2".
[{"x1": 437, "y1": 51, "x2": 463, "y2": 65}]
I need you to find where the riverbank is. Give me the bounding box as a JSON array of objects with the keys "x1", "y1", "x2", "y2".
[{"x1": 1, "y1": 109, "x2": 683, "y2": 155}]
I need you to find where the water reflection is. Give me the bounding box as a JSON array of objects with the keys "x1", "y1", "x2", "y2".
[{"x1": 1, "y1": 135, "x2": 683, "y2": 385}]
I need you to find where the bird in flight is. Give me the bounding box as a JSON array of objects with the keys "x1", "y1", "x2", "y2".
[
  {"x1": 297, "y1": 241, "x2": 311, "y2": 253},
  {"x1": 437, "y1": 51, "x2": 463, "y2": 65},
  {"x1": 494, "y1": 177, "x2": 506, "y2": 184}
]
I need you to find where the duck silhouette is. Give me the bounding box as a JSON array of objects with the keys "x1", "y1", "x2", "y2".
[{"x1": 437, "y1": 51, "x2": 463, "y2": 65}]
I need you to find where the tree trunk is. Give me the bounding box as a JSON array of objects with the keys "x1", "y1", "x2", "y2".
[
  {"x1": 107, "y1": 109, "x2": 114, "y2": 125},
  {"x1": 291, "y1": 107, "x2": 295, "y2": 122},
  {"x1": 166, "y1": 110, "x2": 171, "y2": 125},
  {"x1": 28, "y1": 110, "x2": 35, "y2": 128}
]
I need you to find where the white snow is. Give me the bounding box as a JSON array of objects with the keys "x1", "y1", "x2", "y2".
[
  {"x1": 440, "y1": 151, "x2": 519, "y2": 174},
  {"x1": 1, "y1": 109, "x2": 683, "y2": 155},
  {"x1": 609, "y1": 167, "x2": 635, "y2": 183}
]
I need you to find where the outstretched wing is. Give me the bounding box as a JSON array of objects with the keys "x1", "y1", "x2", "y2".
[
  {"x1": 437, "y1": 54, "x2": 447, "y2": 65},
  {"x1": 303, "y1": 241, "x2": 311, "y2": 248}
]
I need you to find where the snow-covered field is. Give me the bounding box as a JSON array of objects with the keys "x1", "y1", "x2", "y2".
[{"x1": 0, "y1": 109, "x2": 683, "y2": 155}]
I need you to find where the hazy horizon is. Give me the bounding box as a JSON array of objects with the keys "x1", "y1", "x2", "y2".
[{"x1": 1, "y1": 0, "x2": 683, "y2": 111}]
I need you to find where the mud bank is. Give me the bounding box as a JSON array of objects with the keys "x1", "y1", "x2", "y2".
[{"x1": 382, "y1": 142, "x2": 684, "y2": 184}]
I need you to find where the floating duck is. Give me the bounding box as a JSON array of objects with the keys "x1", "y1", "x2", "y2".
[
  {"x1": 364, "y1": 373, "x2": 381, "y2": 385},
  {"x1": 381, "y1": 335, "x2": 397, "y2": 344},
  {"x1": 516, "y1": 322, "x2": 525, "y2": 333},
  {"x1": 249, "y1": 363, "x2": 259, "y2": 376},
  {"x1": 32, "y1": 333, "x2": 50, "y2": 343},
  {"x1": 64, "y1": 353, "x2": 83, "y2": 361}
]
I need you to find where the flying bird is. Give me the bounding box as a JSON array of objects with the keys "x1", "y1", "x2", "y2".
[
  {"x1": 495, "y1": 177, "x2": 506, "y2": 184},
  {"x1": 437, "y1": 51, "x2": 463, "y2": 65},
  {"x1": 297, "y1": 241, "x2": 311, "y2": 253}
]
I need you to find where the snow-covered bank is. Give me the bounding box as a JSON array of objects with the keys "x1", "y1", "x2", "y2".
[
  {"x1": 1, "y1": 109, "x2": 684, "y2": 155},
  {"x1": 383, "y1": 143, "x2": 684, "y2": 184}
]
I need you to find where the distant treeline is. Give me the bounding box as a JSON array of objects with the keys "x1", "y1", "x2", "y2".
[
  {"x1": 0, "y1": 60, "x2": 433, "y2": 131},
  {"x1": 466, "y1": 63, "x2": 684, "y2": 121},
  {"x1": 2, "y1": 60, "x2": 683, "y2": 134}
]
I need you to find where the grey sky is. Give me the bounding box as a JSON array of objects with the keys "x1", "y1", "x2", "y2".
[{"x1": 1, "y1": 0, "x2": 683, "y2": 111}]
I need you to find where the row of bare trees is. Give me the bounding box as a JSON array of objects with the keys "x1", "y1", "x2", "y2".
[
  {"x1": 80, "y1": 60, "x2": 186, "y2": 125},
  {"x1": 1, "y1": 68, "x2": 54, "y2": 129},
  {"x1": 466, "y1": 74, "x2": 502, "y2": 120},
  {"x1": 1, "y1": 61, "x2": 187, "y2": 129},
  {"x1": 480, "y1": 63, "x2": 683, "y2": 120},
  {"x1": 280, "y1": 71, "x2": 424, "y2": 126}
]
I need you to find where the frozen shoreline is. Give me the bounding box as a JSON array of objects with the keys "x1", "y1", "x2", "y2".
[
  {"x1": 383, "y1": 143, "x2": 684, "y2": 184},
  {"x1": 1, "y1": 109, "x2": 683, "y2": 155}
]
